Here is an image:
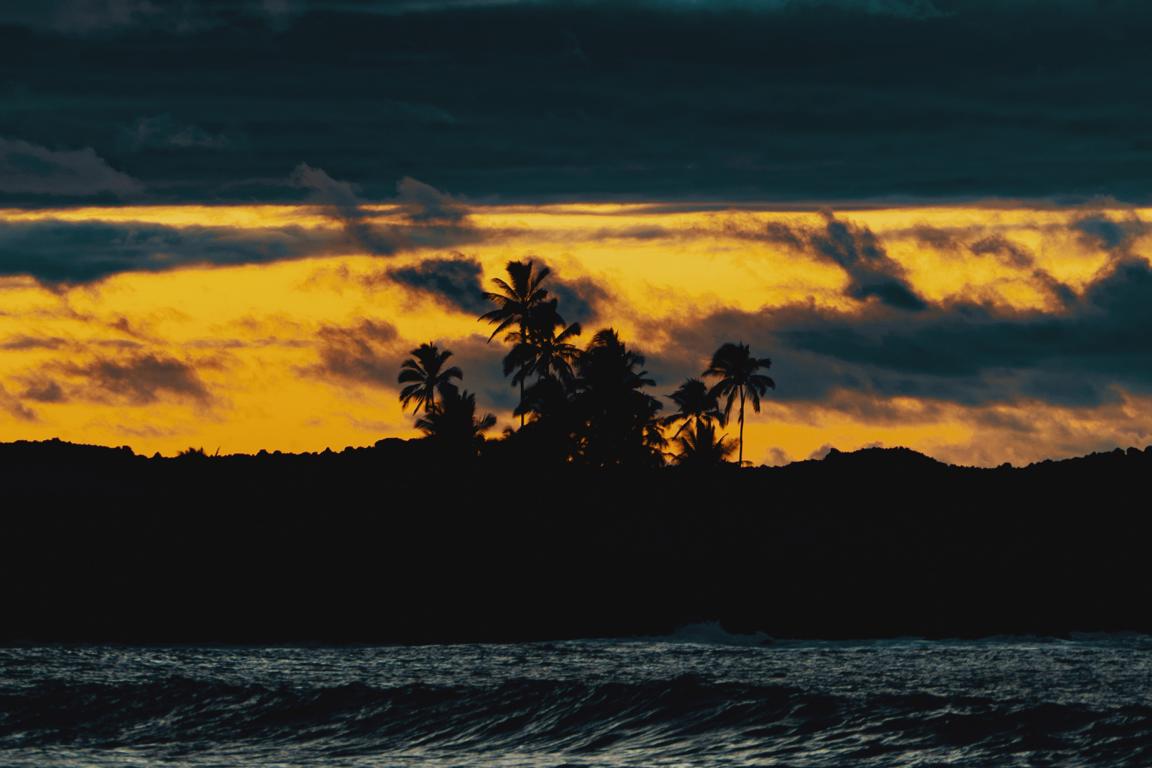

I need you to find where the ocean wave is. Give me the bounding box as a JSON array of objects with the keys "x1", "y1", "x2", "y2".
[{"x1": 3, "y1": 673, "x2": 1152, "y2": 763}]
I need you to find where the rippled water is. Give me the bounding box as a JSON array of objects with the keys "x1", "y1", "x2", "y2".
[{"x1": 2, "y1": 629, "x2": 1152, "y2": 766}]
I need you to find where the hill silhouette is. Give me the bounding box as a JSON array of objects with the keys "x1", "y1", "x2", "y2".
[{"x1": 2, "y1": 438, "x2": 1151, "y2": 643}]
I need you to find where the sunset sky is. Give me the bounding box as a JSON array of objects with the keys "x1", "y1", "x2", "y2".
[{"x1": 2, "y1": 0, "x2": 1152, "y2": 466}]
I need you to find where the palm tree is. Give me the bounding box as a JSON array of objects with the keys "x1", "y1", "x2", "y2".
[
  {"x1": 479, "y1": 259, "x2": 554, "y2": 426},
  {"x1": 663, "y1": 378, "x2": 722, "y2": 437},
  {"x1": 398, "y1": 342, "x2": 463, "y2": 414},
  {"x1": 703, "y1": 342, "x2": 775, "y2": 466},
  {"x1": 415, "y1": 387, "x2": 497, "y2": 455},
  {"x1": 673, "y1": 421, "x2": 736, "y2": 468},
  {"x1": 502, "y1": 299, "x2": 583, "y2": 397},
  {"x1": 572, "y1": 328, "x2": 665, "y2": 467}
]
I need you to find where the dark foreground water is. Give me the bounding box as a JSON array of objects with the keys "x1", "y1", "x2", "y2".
[{"x1": 2, "y1": 628, "x2": 1152, "y2": 767}]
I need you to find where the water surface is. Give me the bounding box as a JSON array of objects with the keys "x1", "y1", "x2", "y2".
[{"x1": 3, "y1": 629, "x2": 1151, "y2": 766}]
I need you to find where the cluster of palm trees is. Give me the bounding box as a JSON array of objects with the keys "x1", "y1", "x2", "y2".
[{"x1": 397, "y1": 259, "x2": 775, "y2": 467}]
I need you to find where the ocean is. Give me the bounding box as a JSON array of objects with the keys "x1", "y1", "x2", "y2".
[{"x1": 2, "y1": 627, "x2": 1151, "y2": 766}]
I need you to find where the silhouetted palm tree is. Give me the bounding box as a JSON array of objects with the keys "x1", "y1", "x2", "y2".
[
  {"x1": 502, "y1": 299, "x2": 583, "y2": 397},
  {"x1": 663, "y1": 378, "x2": 722, "y2": 437},
  {"x1": 415, "y1": 387, "x2": 496, "y2": 456},
  {"x1": 673, "y1": 422, "x2": 736, "y2": 468},
  {"x1": 479, "y1": 259, "x2": 554, "y2": 426},
  {"x1": 703, "y1": 342, "x2": 775, "y2": 466},
  {"x1": 572, "y1": 328, "x2": 665, "y2": 467},
  {"x1": 398, "y1": 343, "x2": 463, "y2": 414}
]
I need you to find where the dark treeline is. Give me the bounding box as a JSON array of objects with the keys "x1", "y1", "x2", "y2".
[
  {"x1": 3, "y1": 437, "x2": 1152, "y2": 643},
  {"x1": 401, "y1": 259, "x2": 775, "y2": 469}
]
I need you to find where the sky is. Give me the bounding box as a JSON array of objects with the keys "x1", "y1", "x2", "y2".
[{"x1": 1, "y1": 0, "x2": 1151, "y2": 465}]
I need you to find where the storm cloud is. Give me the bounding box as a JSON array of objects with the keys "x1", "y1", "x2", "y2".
[{"x1": 3, "y1": 1, "x2": 1152, "y2": 204}]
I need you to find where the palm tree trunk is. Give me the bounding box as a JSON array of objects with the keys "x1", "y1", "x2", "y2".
[{"x1": 738, "y1": 386, "x2": 745, "y2": 466}]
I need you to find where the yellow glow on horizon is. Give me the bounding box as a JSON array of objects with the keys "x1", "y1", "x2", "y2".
[{"x1": 1, "y1": 202, "x2": 1147, "y2": 464}]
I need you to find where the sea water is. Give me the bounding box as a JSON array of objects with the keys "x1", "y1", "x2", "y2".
[{"x1": 2, "y1": 629, "x2": 1151, "y2": 766}]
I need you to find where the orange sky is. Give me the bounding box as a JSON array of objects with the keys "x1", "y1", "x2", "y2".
[{"x1": 1, "y1": 202, "x2": 1149, "y2": 466}]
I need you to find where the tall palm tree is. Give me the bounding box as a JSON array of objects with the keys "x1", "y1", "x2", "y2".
[
  {"x1": 673, "y1": 421, "x2": 736, "y2": 468},
  {"x1": 703, "y1": 342, "x2": 775, "y2": 466},
  {"x1": 479, "y1": 259, "x2": 553, "y2": 426},
  {"x1": 663, "y1": 378, "x2": 722, "y2": 437},
  {"x1": 398, "y1": 342, "x2": 463, "y2": 414}
]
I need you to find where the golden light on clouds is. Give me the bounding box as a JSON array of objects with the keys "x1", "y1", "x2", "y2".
[{"x1": 1, "y1": 203, "x2": 1149, "y2": 464}]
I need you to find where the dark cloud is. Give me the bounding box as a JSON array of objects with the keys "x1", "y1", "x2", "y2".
[
  {"x1": 966, "y1": 233, "x2": 1076, "y2": 306},
  {"x1": 386, "y1": 255, "x2": 488, "y2": 314},
  {"x1": 0, "y1": 190, "x2": 479, "y2": 284},
  {"x1": 395, "y1": 177, "x2": 469, "y2": 224},
  {"x1": 760, "y1": 221, "x2": 808, "y2": 251},
  {"x1": 588, "y1": 224, "x2": 674, "y2": 241},
  {"x1": 21, "y1": 379, "x2": 66, "y2": 403},
  {"x1": 0, "y1": 334, "x2": 68, "y2": 350},
  {"x1": 549, "y1": 273, "x2": 609, "y2": 324},
  {"x1": 0, "y1": 137, "x2": 142, "y2": 198},
  {"x1": 309, "y1": 315, "x2": 518, "y2": 411},
  {"x1": 968, "y1": 235, "x2": 1033, "y2": 269},
  {"x1": 647, "y1": 255, "x2": 1152, "y2": 413},
  {"x1": 810, "y1": 212, "x2": 926, "y2": 311},
  {"x1": 291, "y1": 163, "x2": 400, "y2": 255},
  {"x1": 3, "y1": 1, "x2": 1152, "y2": 204},
  {"x1": 910, "y1": 224, "x2": 962, "y2": 252},
  {"x1": 54, "y1": 353, "x2": 212, "y2": 405},
  {"x1": 365, "y1": 253, "x2": 608, "y2": 323},
  {"x1": 750, "y1": 212, "x2": 927, "y2": 311},
  {"x1": 311, "y1": 319, "x2": 401, "y2": 387},
  {"x1": 0, "y1": 219, "x2": 342, "y2": 285},
  {"x1": 291, "y1": 165, "x2": 478, "y2": 255},
  {"x1": 0, "y1": 0, "x2": 287, "y2": 35},
  {"x1": 0, "y1": 382, "x2": 37, "y2": 421},
  {"x1": 122, "y1": 114, "x2": 241, "y2": 152},
  {"x1": 1072, "y1": 213, "x2": 1149, "y2": 255},
  {"x1": 0, "y1": 0, "x2": 964, "y2": 32}
]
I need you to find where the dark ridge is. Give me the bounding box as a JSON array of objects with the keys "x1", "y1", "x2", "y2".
[{"x1": 3, "y1": 438, "x2": 1152, "y2": 644}]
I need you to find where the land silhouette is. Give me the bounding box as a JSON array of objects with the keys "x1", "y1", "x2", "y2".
[
  {"x1": 2, "y1": 436, "x2": 1151, "y2": 643},
  {"x1": 2, "y1": 259, "x2": 1149, "y2": 644}
]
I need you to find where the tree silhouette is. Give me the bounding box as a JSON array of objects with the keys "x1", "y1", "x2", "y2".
[
  {"x1": 663, "y1": 378, "x2": 722, "y2": 437},
  {"x1": 415, "y1": 386, "x2": 496, "y2": 457},
  {"x1": 508, "y1": 375, "x2": 578, "y2": 465},
  {"x1": 479, "y1": 259, "x2": 554, "y2": 426},
  {"x1": 398, "y1": 343, "x2": 463, "y2": 414},
  {"x1": 572, "y1": 328, "x2": 665, "y2": 467},
  {"x1": 502, "y1": 299, "x2": 583, "y2": 398},
  {"x1": 673, "y1": 421, "x2": 736, "y2": 468},
  {"x1": 704, "y1": 342, "x2": 775, "y2": 466}
]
